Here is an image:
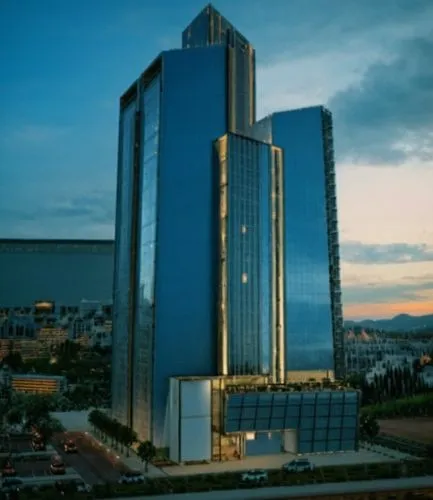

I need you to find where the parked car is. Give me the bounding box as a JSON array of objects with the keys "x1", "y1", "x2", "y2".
[
  {"x1": 241, "y1": 469, "x2": 268, "y2": 483},
  {"x1": 32, "y1": 432, "x2": 46, "y2": 451},
  {"x1": 118, "y1": 471, "x2": 146, "y2": 484},
  {"x1": 75, "y1": 480, "x2": 92, "y2": 493},
  {"x1": 282, "y1": 458, "x2": 315, "y2": 473},
  {"x1": 63, "y1": 439, "x2": 78, "y2": 454},
  {"x1": 2, "y1": 459, "x2": 16, "y2": 477},
  {"x1": 50, "y1": 455, "x2": 66, "y2": 475}
]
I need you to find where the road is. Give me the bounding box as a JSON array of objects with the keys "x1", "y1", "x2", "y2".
[
  {"x1": 52, "y1": 432, "x2": 123, "y2": 485},
  {"x1": 109, "y1": 475, "x2": 433, "y2": 500}
]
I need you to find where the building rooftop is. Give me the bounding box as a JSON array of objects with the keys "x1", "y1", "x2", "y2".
[{"x1": 11, "y1": 373, "x2": 66, "y2": 381}]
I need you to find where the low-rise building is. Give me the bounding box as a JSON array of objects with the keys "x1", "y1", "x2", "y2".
[
  {"x1": 10, "y1": 373, "x2": 67, "y2": 394},
  {"x1": 167, "y1": 376, "x2": 360, "y2": 463}
]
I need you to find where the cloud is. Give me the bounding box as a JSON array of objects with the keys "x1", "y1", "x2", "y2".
[
  {"x1": 343, "y1": 278, "x2": 433, "y2": 305},
  {"x1": 341, "y1": 242, "x2": 433, "y2": 265},
  {"x1": 2, "y1": 125, "x2": 71, "y2": 146},
  {"x1": 0, "y1": 191, "x2": 115, "y2": 239},
  {"x1": 329, "y1": 37, "x2": 433, "y2": 164}
]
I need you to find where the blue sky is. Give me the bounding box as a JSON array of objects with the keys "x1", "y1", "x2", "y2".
[{"x1": 1, "y1": 0, "x2": 433, "y2": 319}]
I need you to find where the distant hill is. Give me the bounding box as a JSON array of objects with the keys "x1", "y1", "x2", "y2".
[{"x1": 344, "y1": 313, "x2": 433, "y2": 333}]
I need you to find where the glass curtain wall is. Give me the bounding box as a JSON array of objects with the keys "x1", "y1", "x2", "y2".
[
  {"x1": 225, "y1": 390, "x2": 359, "y2": 452},
  {"x1": 132, "y1": 75, "x2": 161, "y2": 442},
  {"x1": 271, "y1": 109, "x2": 335, "y2": 373},
  {"x1": 112, "y1": 98, "x2": 137, "y2": 425},
  {"x1": 219, "y1": 134, "x2": 272, "y2": 375},
  {"x1": 182, "y1": 4, "x2": 255, "y2": 134}
]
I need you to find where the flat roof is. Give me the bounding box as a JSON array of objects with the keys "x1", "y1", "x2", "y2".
[{"x1": 12, "y1": 374, "x2": 66, "y2": 381}]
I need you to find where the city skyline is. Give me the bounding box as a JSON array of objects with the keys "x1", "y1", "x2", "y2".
[{"x1": 1, "y1": 0, "x2": 432, "y2": 320}]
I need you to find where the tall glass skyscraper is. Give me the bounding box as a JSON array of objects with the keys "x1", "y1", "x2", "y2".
[{"x1": 112, "y1": 4, "x2": 344, "y2": 448}]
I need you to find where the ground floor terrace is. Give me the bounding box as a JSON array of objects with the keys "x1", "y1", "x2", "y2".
[{"x1": 166, "y1": 375, "x2": 361, "y2": 463}]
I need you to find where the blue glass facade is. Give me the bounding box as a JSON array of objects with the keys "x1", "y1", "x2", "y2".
[
  {"x1": 182, "y1": 4, "x2": 255, "y2": 134},
  {"x1": 132, "y1": 74, "x2": 161, "y2": 440},
  {"x1": 272, "y1": 108, "x2": 335, "y2": 373},
  {"x1": 112, "y1": 100, "x2": 136, "y2": 425},
  {"x1": 215, "y1": 134, "x2": 273, "y2": 376},
  {"x1": 225, "y1": 390, "x2": 359, "y2": 453},
  {"x1": 113, "y1": 45, "x2": 229, "y2": 446},
  {"x1": 251, "y1": 107, "x2": 344, "y2": 376},
  {"x1": 149, "y1": 46, "x2": 227, "y2": 446},
  {"x1": 113, "y1": 5, "x2": 348, "y2": 457}
]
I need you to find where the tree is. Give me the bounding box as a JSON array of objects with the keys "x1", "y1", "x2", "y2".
[
  {"x1": 110, "y1": 419, "x2": 122, "y2": 450},
  {"x1": 2, "y1": 351, "x2": 23, "y2": 372},
  {"x1": 36, "y1": 416, "x2": 64, "y2": 442},
  {"x1": 120, "y1": 426, "x2": 137, "y2": 457},
  {"x1": 360, "y1": 413, "x2": 380, "y2": 442},
  {"x1": 23, "y1": 394, "x2": 52, "y2": 428},
  {"x1": 137, "y1": 440, "x2": 156, "y2": 472},
  {"x1": 6, "y1": 409, "x2": 23, "y2": 426}
]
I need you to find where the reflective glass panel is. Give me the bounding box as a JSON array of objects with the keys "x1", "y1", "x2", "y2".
[
  {"x1": 270, "y1": 108, "x2": 335, "y2": 371},
  {"x1": 285, "y1": 416, "x2": 299, "y2": 428},
  {"x1": 243, "y1": 394, "x2": 259, "y2": 406},
  {"x1": 299, "y1": 441, "x2": 313, "y2": 453},
  {"x1": 314, "y1": 428, "x2": 327, "y2": 441},
  {"x1": 330, "y1": 404, "x2": 343, "y2": 415},
  {"x1": 344, "y1": 404, "x2": 358, "y2": 416},
  {"x1": 241, "y1": 407, "x2": 257, "y2": 419},
  {"x1": 342, "y1": 428, "x2": 356, "y2": 440},
  {"x1": 328, "y1": 428, "x2": 340, "y2": 440},
  {"x1": 273, "y1": 393, "x2": 288, "y2": 406},
  {"x1": 112, "y1": 96, "x2": 137, "y2": 426},
  {"x1": 316, "y1": 405, "x2": 329, "y2": 417},
  {"x1": 300, "y1": 429, "x2": 313, "y2": 441},
  {"x1": 313, "y1": 441, "x2": 326, "y2": 452},
  {"x1": 256, "y1": 407, "x2": 271, "y2": 419},
  {"x1": 270, "y1": 418, "x2": 284, "y2": 429},
  {"x1": 327, "y1": 440, "x2": 341, "y2": 452},
  {"x1": 301, "y1": 405, "x2": 315, "y2": 417},
  {"x1": 315, "y1": 416, "x2": 329, "y2": 429},
  {"x1": 239, "y1": 420, "x2": 255, "y2": 431},
  {"x1": 342, "y1": 416, "x2": 357, "y2": 428},
  {"x1": 227, "y1": 407, "x2": 242, "y2": 420},
  {"x1": 341, "y1": 440, "x2": 356, "y2": 451},
  {"x1": 271, "y1": 406, "x2": 285, "y2": 418},
  {"x1": 300, "y1": 417, "x2": 314, "y2": 429},
  {"x1": 226, "y1": 135, "x2": 273, "y2": 374},
  {"x1": 329, "y1": 416, "x2": 342, "y2": 428},
  {"x1": 132, "y1": 74, "x2": 161, "y2": 441}
]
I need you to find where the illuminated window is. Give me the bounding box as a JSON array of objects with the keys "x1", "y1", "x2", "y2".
[{"x1": 242, "y1": 273, "x2": 248, "y2": 284}]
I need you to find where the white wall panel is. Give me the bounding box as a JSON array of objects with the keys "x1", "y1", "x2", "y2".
[
  {"x1": 168, "y1": 378, "x2": 180, "y2": 462},
  {"x1": 180, "y1": 416, "x2": 211, "y2": 462},
  {"x1": 283, "y1": 429, "x2": 298, "y2": 453},
  {"x1": 180, "y1": 380, "x2": 211, "y2": 418}
]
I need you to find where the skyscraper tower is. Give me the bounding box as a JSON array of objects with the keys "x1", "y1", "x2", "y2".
[
  {"x1": 112, "y1": 4, "x2": 346, "y2": 454},
  {"x1": 182, "y1": 4, "x2": 256, "y2": 134}
]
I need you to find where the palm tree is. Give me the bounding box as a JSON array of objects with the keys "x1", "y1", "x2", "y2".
[{"x1": 136, "y1": 441, "x2": 156, "y2": 472}]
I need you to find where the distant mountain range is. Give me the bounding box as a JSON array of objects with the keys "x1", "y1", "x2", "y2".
[{"x1": 344, "y1": 313, "x2": 433, "y2": 333}]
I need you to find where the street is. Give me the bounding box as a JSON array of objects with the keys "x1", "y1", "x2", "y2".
[{"x1": 52, "y1": 432, "x2": 125, "y2": 485}]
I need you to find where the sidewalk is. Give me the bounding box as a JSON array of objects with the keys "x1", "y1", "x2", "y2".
[{"x1": 85, "y1": 430, "x2": 167, "y2": 478}]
